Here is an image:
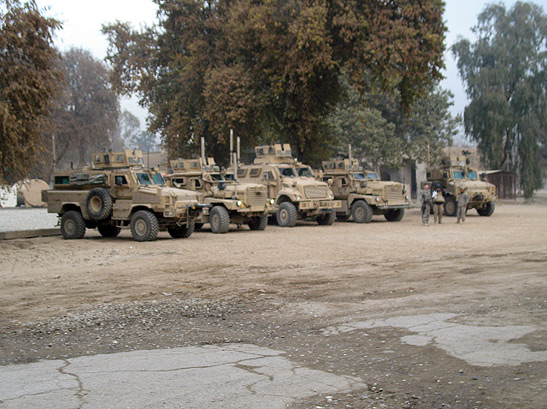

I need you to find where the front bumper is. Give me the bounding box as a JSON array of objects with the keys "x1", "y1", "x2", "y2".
[{"x1": 298, "y1": 199, "x2": 341, "y2": 211}]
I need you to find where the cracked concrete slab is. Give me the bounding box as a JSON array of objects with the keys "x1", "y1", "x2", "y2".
[
  {"x1": 322, "y1": 313, "x2": 547, "y2": 367},
  {"x1": 0, "y1": 343, "x2": 364, "y2": 409}
]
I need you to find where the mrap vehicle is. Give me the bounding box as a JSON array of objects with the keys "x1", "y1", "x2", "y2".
[
  {"x1": 43, "y1": 150, "x2": 205, "y2": 241},
  {"x1": 238, "y1": 144, "x2": 341, "y2": 227}
]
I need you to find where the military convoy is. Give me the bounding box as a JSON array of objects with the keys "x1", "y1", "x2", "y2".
[
  {"x1": 426, "y1": 158, "x2": 496, "y2": 217},
  {"x1": 322, "y1": 158, "x2": 411, "y2": 223},
  {"x1": 166, "y1": 140, "x2": 271, "y2": 233},
  {"x1": 237, "y1": 144, "x2": 341, "y2": 227},
  {"x1": 42, "y1": 150, "x2": 205, "y2": 241}
]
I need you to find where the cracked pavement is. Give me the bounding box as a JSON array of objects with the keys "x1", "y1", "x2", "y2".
[{"x1": 0, "y1": 344, "x2": 364, "y2": 409}]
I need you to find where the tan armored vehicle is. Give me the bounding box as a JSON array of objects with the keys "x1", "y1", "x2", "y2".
[
  {"x1": 43, "y1": 150, "x2": 205, "y2": 241},
  {"x1": 322, "y1": 158, "x2": 410, "y2": 223},
  {"x1": 238, "y1": 144, "x2": 341, "y2": 227},
  {"x1": 426, "y1": 158, "x2": 496, "y2": 216},
  {"x1": 166, "y1": 141, "x2": 270, "y2": 234}
]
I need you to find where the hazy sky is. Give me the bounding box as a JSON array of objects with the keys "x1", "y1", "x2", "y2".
[{"x1": 35, "y1": 0, "x2": 545, "y2": 138}]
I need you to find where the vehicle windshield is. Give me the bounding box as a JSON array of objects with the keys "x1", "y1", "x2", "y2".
[
  {"x1": 136, "y1": 172, "x2": 153, "y2": 185},
  {"x1": 453, "y1": 171, "x2": 465, "y2": 180},
  {"x1": 279, "y1": 167, "x2": 296, "y2": 177},
  {"x1": 353, "y1": 173, "x2": 366, "y2": 180},
  {"x1": 152, "y1": 173, "x2": 165, "y2": 185},
  {"x1": 209, "y1": 173, "x2": 225, "y2": 181},
  {"x1": 467, "y1": 170, "x2": 478, "y2": 180},
  {"x1": 366, "y1": 172, "x2": 379, "y2": 180},
  {"x1": 224, "y1": 173, "x2": 235, "y2": 181},
  {"x1": 297, "y1": 167, "x2": 314, "y2": 177}
]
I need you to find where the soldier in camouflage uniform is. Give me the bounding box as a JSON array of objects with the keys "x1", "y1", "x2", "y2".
[
  {"x1": 421, "y1": 184, "x2": 431, "y2": 226},
  {"x1": 432, "y1": 186, "x2": 445, "y2": 224},
  {"x1": 457, "y1": 187, "x2": 470, "y2": 223}
]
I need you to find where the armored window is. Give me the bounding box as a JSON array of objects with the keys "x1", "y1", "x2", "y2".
[
  {"x1": 191, "y1": 161, "x2": 198, "y2": 169},
  {"x1": 173, "y1": 163, "x2": 178, "y2": 169},
  {"x1": 137, "y1": 158, "x2": 144, "y2": 165},
  {"x1": 264, "y1": 171, "x2": 274, "y2": 181},
  {"x1": 54, "y1": 175, "x2": 70, "y2": 185},
  {"x1": 193, "y1": 179, "x2": 202, "y2": 188},
  {"x1": 257, "y1": 148, "x2": 264, "y2": 156},
  {"x1": 116, "y1": 155, "x2": 124, "y2": 162},
  {"x1": 337, "y1": 162, "x2": 344, "y2": 169},
  {"x1": 444, "y1": 172, "x2": 450, "y2": 179},
  {"x1": 249, "y1": 168, "x2": 261, "y2": 177},
  {"x1": 128, "y1": 158, "x2": 136, "y2": 164},
  {"x1": 340, "y1": 178, "x2": 347, "y2": 186},
  {"x1": 104, "y1": 155, "x2": 110, "y2": 164},
  {"x1": 268, "y1": 147, "x2": 274, "y2": 154},
  {"x1": 237, "y1": 169, "x2": 246, "y2": 177},
  {"x1": 115, "y1": 176, "x2": 128, "y2": 186},
  {"x1": 95, "y1": 156, "x2": 101, "y2": 163},
  {"x1": 136, "y1": 173, "x2": 152, "y2": 185},
  {"x1": 280, "y1": 167, "x2": 296, "y2": 177}
]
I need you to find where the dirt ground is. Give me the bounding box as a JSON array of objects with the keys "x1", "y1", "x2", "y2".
[{"x1": 1, "y1": 202, "x2": 546, "y2": 408}]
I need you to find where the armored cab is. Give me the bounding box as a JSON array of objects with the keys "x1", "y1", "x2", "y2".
[
  {"x1": 426, "y1": 157, "x2": 496, "y2": 217},
  {"x1": 322, "y1": 158, "x2": 410, "y2": 223},
  {"x1": 166, "y1": 144, "x2": 270, "y2": 234},
  {"x1": 43, "y1": 149, "x2": 206, "y2": 241},
  {"x1": 238, "y1": 144, "x2": 341, "y2": 227}
]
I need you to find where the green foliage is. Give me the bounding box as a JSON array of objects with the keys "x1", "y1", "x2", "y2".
[
  {"x1": 452, "y1": 1, "x2": 547, "y2": 198},
  {"x1": 104, "y1": 0, "x2": 446, "y2": 165},
  {"x1": 327, "y1": 80, "x2": 459, "y2": 169},
  {"x1": 0, "y1": 0, "x2": 61, "y2": 183},
  {"x1": 47, "y1": 48, "x2": 120, "y2": 168}
]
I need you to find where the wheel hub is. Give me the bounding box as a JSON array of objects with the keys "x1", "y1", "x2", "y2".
[{"x1": 135, "y1": 219, "x2": 147, "y2": 236}]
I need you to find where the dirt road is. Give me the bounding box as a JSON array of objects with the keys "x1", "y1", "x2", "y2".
[{"x1": 1, "y1": 203, "x2": 546, "y2": 408}]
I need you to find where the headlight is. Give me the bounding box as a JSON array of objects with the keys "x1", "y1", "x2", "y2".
[
  {"x1": 269, "y1": 199, "x2": 275, "y2": 205},
  {"x1": 405, "y1": 195, "x2": 409, "y2": 200},
  {"x1": 375, "y1": 197, "x2": 380, "y2": 202},
  {"x1": 296, "y1": 195, "x2": 301, "y2": 200},
  {"x1": 236, "y1": 200, "x2": 243, "y2": 207}
]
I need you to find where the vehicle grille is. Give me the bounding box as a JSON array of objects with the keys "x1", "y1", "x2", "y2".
[
  {"x1": 384, "y1": 185, "x2": 404, "y2": 203},
  {"x1": 305, "y1": 185, "x2": 328, "y2": 199},
  {"x1": 246, "y1": 189, "x2": 268, "y2": 208}
]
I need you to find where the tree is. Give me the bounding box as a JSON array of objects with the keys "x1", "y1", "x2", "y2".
[
  {"x1": 327, "y1": 80, "x2": 459, "y2": 170},
  {"x1": 118, "y1": 109, "x2": 157, "y2": 152},
  {"x1": 0, "y1": 0, "x2": 61, "y2": 183},
  {"x1": 452, "y1": 1, "x2": 547, "y2": 198},
  {"x1": 48, "y1": 48, "x2": 120, "y2": 168},
  {"x1": 103, "y1": 0, "x2": 446, "y2": 165}
]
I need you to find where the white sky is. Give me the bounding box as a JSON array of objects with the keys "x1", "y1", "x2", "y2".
[{"x1": 35, "y1": 0, "x2": 545, "y2": 139}]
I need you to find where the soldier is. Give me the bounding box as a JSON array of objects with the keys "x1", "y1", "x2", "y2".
[
  {"x1": 421, "y1": 184, "x2": 431, "y2": 226},
  {"x1": 457, "y1": 186, "x2": 470, "y2": 223},
  {"x1": 432, "y1": 186, "x2": 445, "y2": 224}
]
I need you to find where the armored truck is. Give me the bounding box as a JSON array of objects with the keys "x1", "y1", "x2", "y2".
[
  {"x1": 238, "y1": 144, "x2": 341, "y2": 227},
  {"x1": 322, "y1": 158, "x2": 410, "y2": 223},
  {"x1": 43, "y1": 150, "x2": 205, "y2": 241},
  {"x1": 166, "y1": 156, "x2": 270, "y2": 234},
  {"x1": 426, "y1": 159, "x2": 496, "y2": 217}
]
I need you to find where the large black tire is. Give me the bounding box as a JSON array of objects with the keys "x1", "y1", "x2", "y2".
[
  {"x1": 98, "y1": 223, "x2": 121, "y2": 238},
  {"x1": 477, "y1": 201, "x2": 495, "y2": 216},
  {"x1": 248, "y1": 214, "x2": 268, "y2": 231},
  {"x1": 351, "y1": 200, "x2": 373, "y2": 223},
  {"x1": 317, "y1": 210, "x2": 336, "y2": 225},
  {"x1": 60, "y1": 210, "x2": 86, "y2": 239},
  {"x1": 444, "y1": 196, "x2": 457, "y2": 217},
  {"x1": 130, "y1": 210, "x2": 159, "y2": 241},
  {"x1": 209, "y1": 206, "x2": 230, "y2": 234},
  {"x1": 384, "y1": 208, "x2": 405, "y2": 222},
  {"x1": 168, "y1": 220, "x2": 194, "y2": 238},
  {"x1": 277, "y1": 202, "x2": 297, "y2": 227},
  {"x1": 86, "y1": 188, "x2": 113, "y2": 221}
]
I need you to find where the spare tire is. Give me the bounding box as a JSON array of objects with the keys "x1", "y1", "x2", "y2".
[{"x1": 86, "y1": 188, "x2": 113, "y2": 220}]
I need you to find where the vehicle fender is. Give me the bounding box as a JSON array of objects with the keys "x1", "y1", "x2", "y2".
[{"x1": 276, "y1": 190, "x2": 299, "y2": 203}]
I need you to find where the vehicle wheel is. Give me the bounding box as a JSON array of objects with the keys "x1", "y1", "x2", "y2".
[
  {"x1": 86, "y1": 188, "x2": 113, "y2": 221},
  {"x1": 351, "y1": 200, "x2": 373, "y2": 223},
  {"x1": 98, "y1": 223, "x2": 121, "y2": 237},
  {"x1": 168, "y1": 220, "x2": 195, "y2": 238},
  {"x1": 477, "y1": 201, "x2": 495, "y2": 216},
  {"x1": 130, "y1": 210, "x2": 159, "y2": 241},
  {"x1": 276, "y1": 202, "x2": 297, "y2": 227},
  {"x1": 209, "y1": 206, "x2": 230, "y2": 234},
  {"x1": 317, "y1": 210, "x2": 336, "y2": 225},
  {"x1": 60, "y1": 210, "x2": 86, "y2": 239},
  {"x1": 384, "y1": 208, "x2": 405, "y2": 222},
  {"x1": 248, "y1": 214, "x2": 268, "y2": 231},
  {"x1": 444, "y1": 196, "x2": 457, "y2": 217}
]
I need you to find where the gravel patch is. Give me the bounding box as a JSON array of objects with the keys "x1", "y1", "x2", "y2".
[{"x1": 0, "y1": 208, "x2": 59, "y2": 232}]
